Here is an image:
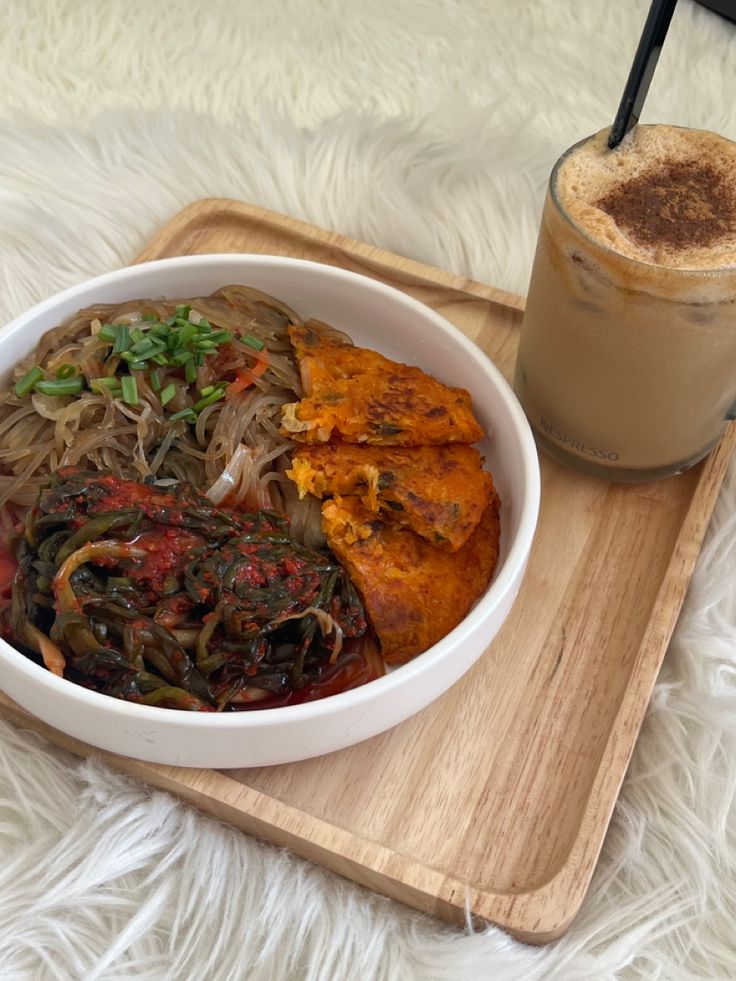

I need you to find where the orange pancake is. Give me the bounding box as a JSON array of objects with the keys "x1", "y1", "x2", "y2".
[
  {"x1": 280, "y1": 320, "x2": 483, "y2": 446},
  {"x1": 321, "y1": 493, "x2": 501, "y2": 664},
  {"x1": 287, "y1": 443, "x2": 494, "y2": 551}
]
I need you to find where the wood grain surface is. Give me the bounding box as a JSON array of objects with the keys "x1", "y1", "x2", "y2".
[{"x1": 2, "y1": 199, "x2": 733, "y2": 943}]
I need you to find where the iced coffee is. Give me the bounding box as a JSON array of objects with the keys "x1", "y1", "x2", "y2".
[{"x1": 513, "y1": 124, "x2": 736, "y2": 481}]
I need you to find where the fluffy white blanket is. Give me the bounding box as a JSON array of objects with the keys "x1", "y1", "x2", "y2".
[{"x1": 0, "y1": 1, "x2": 734, "y2": 978}]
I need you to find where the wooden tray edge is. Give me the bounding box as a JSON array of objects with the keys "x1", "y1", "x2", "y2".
[{"x1": 134, "y1": 198, "x2": 527, "y2": 312}]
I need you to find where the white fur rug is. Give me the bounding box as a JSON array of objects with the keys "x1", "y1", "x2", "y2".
[{"x1": 1, "y1": 1, "x2": 735, "y2": 978}]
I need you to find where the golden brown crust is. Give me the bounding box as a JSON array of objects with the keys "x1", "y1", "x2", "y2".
[
  {"x1": 321, "y1": 493, "x2": 501, "y2": 664},
  {"x1": 288, "y1": 443, "x2": 494, "y2": 551},
  {"x1": 281, "y1": 320, "x2": 483, "y2": 446}
]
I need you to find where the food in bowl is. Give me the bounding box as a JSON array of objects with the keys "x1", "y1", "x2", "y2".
[
  {"x1": 11, "y1": 469, "x2": 379, "y2": 711},
  {"x1": 0, "y1": 283, "x2": 500, "y2": 710}
]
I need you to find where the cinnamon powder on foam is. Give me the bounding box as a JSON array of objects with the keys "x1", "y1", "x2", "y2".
[{"x1": 555, "y1": 126, "x2": 736, "y2": 270}]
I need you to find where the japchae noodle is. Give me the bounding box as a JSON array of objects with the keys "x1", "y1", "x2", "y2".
[{"x1": 0, "y1": 285, "x2": 323, "y2": 544}]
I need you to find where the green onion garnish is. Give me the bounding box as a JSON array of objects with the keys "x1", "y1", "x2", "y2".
[
  {"x1": 112, "y1": 325, "x2": 131, "y2": 354},
  {"x1": 242, "y1": 335, "x2": 265, "y2": 351},
  {"x1": 160, "y1": 383, "x2": 176, "y2": 406},
  {"x1": 129, "y1": 341, "x2": 167, "y2": 363},
  {"x1": 193, "y1": 389, "x2": 226, "y2": 412},
  {"x1": 14, "y1": 366, "x2": 44, "y2": 397},
  {"x1": 169, "y1": 407, "x2": 197, "y2": 423},
  {"x1": 90, "y1": 376, "x2": 121, "y2": 391},
  {"x1": 48, "y1": 306, "x2": 240, "y2": 412},
  {"x1": 176, "y1": 322, "x2": 197, "y2": 348},
  {"x1": 120, "y1": 376, "x2": 139, "y2": 406},
  {"x1": 35, "y1": 378, "x2": 84, "y2": 397}
]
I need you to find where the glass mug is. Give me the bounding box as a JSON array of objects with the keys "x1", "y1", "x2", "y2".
[{"x1": 513, "y1": 125, "x2": 736, "y2": 482}]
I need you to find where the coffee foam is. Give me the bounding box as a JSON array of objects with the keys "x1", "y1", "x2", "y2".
[{"x1": 556, "y1": 126, "x2": 736, "y2": 269}]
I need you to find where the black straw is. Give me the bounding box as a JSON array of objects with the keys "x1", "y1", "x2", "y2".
[{"x1": 608, "y1": 0, "x2": 678, "y2": 150}]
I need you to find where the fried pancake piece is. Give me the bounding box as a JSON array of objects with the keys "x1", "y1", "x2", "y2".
[
  {"x1": 287, "y1": 443, "x2": 494, "y2": 551},
  {"x1": 281, "y1": 320, "x2": 483, "y2": 445},
  {"x1": 321, "y1": 493, "x2": 501, "y2": 664}
]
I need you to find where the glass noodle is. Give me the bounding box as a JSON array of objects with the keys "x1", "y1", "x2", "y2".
[{"x1": 0, "y1": 285, "x2": 324, "y2": 545}]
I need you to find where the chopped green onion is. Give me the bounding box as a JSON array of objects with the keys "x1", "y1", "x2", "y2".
[
  {"x1": 150, "y1": 370, "x2": 162, "y2": 393},
  {"x1": 199, "y1": 385, "x2": 215, "y2": 397},
  {"x1": 171, "y1": 350, "x2": 194, "y2": 366},
  {"x1": 130, "y1": 338, "x2": 166, "y2": 359},
  {"x1": 98, "y1": 323, "x2": 118, "y2": 343},
  {"x1": 112, "y1": 325, "x2": 131, "y2": 354},
  {"x1": 90, "y1": 376, "x2": 121, "y2": 391},
  {"x1": 176, "y1": 322, "x2": 197, "y2": 347},
  {"x1": 14, "y1": 366, "x2": 44, "y2": 397},
  {"x1": 55, "y1": 364, "x2": 76, "y2": 380},
  {"x1": 209, "y1": 330, "x2": 233, "y2": 344},
  {"x1": 120, "y1": 376, "x2": 139, "y2": 406},
  {"x1": 169, "y1": 407, "x2": 196, "y2": 423},
  {"x1": 160, "y1": 383, "x2": 176, "y2": 406},
  {"x1": 35, "y1": 378, "x2": 84, "y2": 397},
  {"x1": 142, "y1": 313, "x2": 157, "y2": 322},
  {"x1": 95, "y1": 311, "x2": 237, "y2": 394},
  {"x1": 242, "y1": 335, "x2": 265, "y2": 351},
  {"x1": 193, "y1": 389, "x2": 226, "y2": 412}
]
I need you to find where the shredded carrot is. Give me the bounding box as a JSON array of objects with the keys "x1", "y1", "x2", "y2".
[{"x1": 226, "y1": 358, "x2": 268, "y2": 398}]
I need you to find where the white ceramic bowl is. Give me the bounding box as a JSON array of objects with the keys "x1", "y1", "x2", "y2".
[{"x1": 0, "y1": 254, "x2": 539, "y2": 767}]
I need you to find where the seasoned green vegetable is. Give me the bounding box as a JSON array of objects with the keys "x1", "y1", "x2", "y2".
[{"x1": 7, "y1": 469, "x2": 377, "y2": 711}]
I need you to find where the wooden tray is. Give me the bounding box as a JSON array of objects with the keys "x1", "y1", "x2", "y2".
[{"x1": 2, "y1": 199, "x2": 733, "y2": 944}]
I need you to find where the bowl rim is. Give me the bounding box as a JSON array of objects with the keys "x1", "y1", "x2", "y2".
[{"x1": 0, "y1": 253, "x2": 541, "y2": 729}]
